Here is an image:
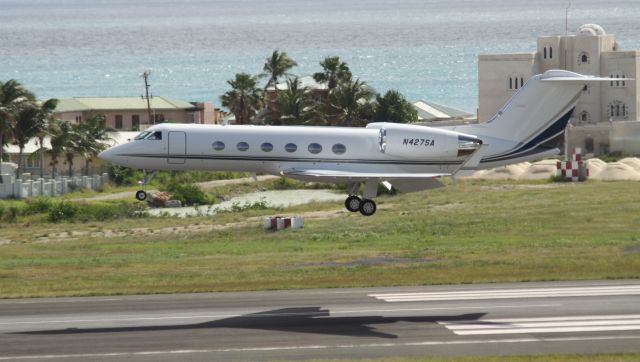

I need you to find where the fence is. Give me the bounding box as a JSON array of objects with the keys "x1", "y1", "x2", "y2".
[{"x1": 0, "y1": 173, "x2": 110, "y2": 199}]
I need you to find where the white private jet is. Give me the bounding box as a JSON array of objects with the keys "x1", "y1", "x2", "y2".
[{"x1": 99, "y1": 70, "x2": 616, "y2": 216}]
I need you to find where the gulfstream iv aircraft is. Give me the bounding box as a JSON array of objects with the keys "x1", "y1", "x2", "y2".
[{"x1": 99, "y1": 70, "x2": 615, "y2": 216}]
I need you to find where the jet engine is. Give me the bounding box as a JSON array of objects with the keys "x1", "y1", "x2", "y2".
[{"x1": 366, "y1": 123, "x2": 482, "y2": 159}]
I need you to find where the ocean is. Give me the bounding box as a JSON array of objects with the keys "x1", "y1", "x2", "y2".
[{"x1": 1, "y1": 0, "x2": 640, "y2": 112}]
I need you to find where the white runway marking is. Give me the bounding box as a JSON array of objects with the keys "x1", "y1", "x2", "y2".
[
  {"x1": 1, "y1": 335, "x2": 639, "y2": 360},
  {"x1": 439, "y1": 314, "x2": 640, "y2": 335},
  {"x1": 369, "y1": 285, "x2": 640, "y2": 302}
]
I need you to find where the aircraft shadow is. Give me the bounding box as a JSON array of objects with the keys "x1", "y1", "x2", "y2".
[{"x1": 15, "y1": 307, "x2": 485, "y2": 339}]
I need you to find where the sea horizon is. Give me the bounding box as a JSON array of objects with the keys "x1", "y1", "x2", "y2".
[{"x1": 1, "y1": 0, "x2": 640, "y2": 113}]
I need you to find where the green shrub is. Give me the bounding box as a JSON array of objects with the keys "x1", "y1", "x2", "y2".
[
  {"x1": 48, "y1": 201, "x2": 79, "y2": 223},
  {"x1": 165, "y1": 182, "x2": 210, "y2": 206},
  {"x1": 4, "y1": 206, "x2": 19, "y2": 223},
  {"x1": 229, "y1": 198, "x2": 270, "y2": 212},
  {"x1": 23, "y1": 197, "x2": 53, "y2": 215},
  {"x1": 76, "y1": 202, "x2": 147, "y2": 222}
]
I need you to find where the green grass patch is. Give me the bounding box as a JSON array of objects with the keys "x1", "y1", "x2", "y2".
[{"x1": 0, "y1": 180, "x2": 639, "y2": 297}]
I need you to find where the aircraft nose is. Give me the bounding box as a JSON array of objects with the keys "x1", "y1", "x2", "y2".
[{"x1": 98, "y1": 147, "x2": 115, "y2": 163}]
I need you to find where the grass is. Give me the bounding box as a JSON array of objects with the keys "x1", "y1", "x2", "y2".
[{"x1": 0, "y1": 179, "x2": 639, "y2": 298}]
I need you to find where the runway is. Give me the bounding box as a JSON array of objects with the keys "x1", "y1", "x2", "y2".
[{"x1": 1, "y1": 280, "x2": 639, "y2": 361}]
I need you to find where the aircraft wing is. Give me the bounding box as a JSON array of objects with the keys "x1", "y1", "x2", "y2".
[{"x1": 280, "y1": 169, "x2": 450, "y2": 181}]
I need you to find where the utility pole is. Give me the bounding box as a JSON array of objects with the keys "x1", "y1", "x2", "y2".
[
  {"x1": 565, "y1": 0, "x2": 571, "y2": 35},
  {"x1": 142, "y1": 71, "x2": 153, "y2": 126}
]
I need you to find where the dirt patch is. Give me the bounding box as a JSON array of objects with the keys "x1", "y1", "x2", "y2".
[
  {"x1": 625, "y1": 244, "x2": 640, "y2": 253},
  {"x1": 480, "y1": 183, "x2": 568, "y2": 191},
  {"x1": 294, "y1": 255, "x2": 438, "y2": 268}
]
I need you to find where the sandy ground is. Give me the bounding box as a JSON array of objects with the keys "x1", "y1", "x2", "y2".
[{"x1": 468, "y1": 157, "x2": 640, "y2": 180}]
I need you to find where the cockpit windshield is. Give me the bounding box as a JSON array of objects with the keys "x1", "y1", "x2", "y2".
[
  {"x1": 133, "y1": 131, "x2": 162, "y2": 141},
  {"x1": 134, "y1": 131, "x2": 151, "y2": 140}
]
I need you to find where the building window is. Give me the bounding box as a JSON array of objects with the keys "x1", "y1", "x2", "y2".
[
  {"x1": 115, "y1": 115, "x2": 123, "y2": 129},
  {"x1": 212, "y1": 141, "x2": 225, "y2": 151},
  {"x1": 610, "y1": 72, "x2": 626, "y2": 87},
  {"x1": 132, "y1": 115, "x2": 140, "y2": 130},
  {"x1": 579, "y1": 111, "x2": 590, "y2": 123},
  {"x1": 509, "y1": 75, "x2": 525, "y2": 91},
  {"x1": 153, "y1": 114, "x2": 165, "y2": 123},
  {"x1": 332, "y1": 143, "x2": 346, "y2": 155},
  {"x1": 308, "y1": 143, "x2": 322, "y2": 154},
  {"x1": 578, "y1": 52, "x2": 590, "y2": 65},
  {"x1": 608, "y1": 100, "x2": 628, "y2": 120},
  {"x1": 543, "y1": 44, "x2": 553, "y2": 60},
  {"x1": 75, "y1": 115, "x2": 82, "y2": 123},
  {"x1": 237, "y1": 142, "x2": 249, "y2": 152},
  {"x1": 260, "y1": 142, "x2": 273, "y2": 152},
  {"x1": 285, "y1": 143, "x2": 297, "y2": 153}
]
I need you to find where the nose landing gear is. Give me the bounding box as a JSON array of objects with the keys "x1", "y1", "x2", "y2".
[{"x1": 135, "y1": 169, "x2": 157, "y2": 202}]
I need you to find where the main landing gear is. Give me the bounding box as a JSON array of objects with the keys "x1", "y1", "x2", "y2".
[
  {"x1": 135, "y1": 169, "x2": 157, "y2": 201},
  {"x1": 344, "y1": 195, "x2": 377, "y2": 216},
  {"x1": 344, "y1": 181, "x2": 378, "y2": 216}
]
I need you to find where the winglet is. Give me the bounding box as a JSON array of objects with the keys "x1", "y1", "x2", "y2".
[{"x1": 454, "y1": 144, "x2": 489, "y2": 177}]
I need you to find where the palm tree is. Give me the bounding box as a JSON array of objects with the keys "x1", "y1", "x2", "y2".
[
  {"x1": 373, "y1": 90, "x2": 418, "y2": 123},
  {"x1": 313, "y1": 56, "x2": 352, "y2": 91},
  {"x1": 277, "y1": 77, "x2": 317, "y2": 125},
  {"x1": 75, "y1": 114, "x2": 114, "y2": 175},
  {"x1": 261, "y1": 50, "x2": 298, "y2": 90},
  {"x1": 220, "y1": 73, "x2": 263, "y2": 125},
  {"x1": 261, "y1": 50, "x2": 298, "y2": 121},
  {"x1": 325, "y1": 79, "x2": 375, "y2": 127},
  {"x1": 0, "y1": 80, "x2": 36, "y2": 162},
  {"x1": 48, "y1": 119, "x2": 75, "y2": 178},
  {"x1": 35, "y1": 99, "x2": 58, "y2": 178},
  {"x1": 11, "y1": 103, "x2": 41, "y2": 176}
]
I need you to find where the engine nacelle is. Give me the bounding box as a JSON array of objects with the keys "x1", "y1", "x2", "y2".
[{"x1": 366, "y1": 122, "x2": 482, "y2": 159}]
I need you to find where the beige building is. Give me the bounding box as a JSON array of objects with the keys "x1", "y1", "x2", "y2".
[
  {"x1": 479, "y1": 24, "x2": 640, "y2": 155},
  {"x1": 55, "y1": 96, "x2": 219, "y2": 130}
]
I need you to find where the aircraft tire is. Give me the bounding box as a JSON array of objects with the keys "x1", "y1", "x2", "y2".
[
  {"x1": 135, "y1": 190, "x2": 147, "y2": 201},
  {"x1": 345, "y1": 195, "x2": 361, "y2": 212},
  {"x1": 359, "y1": 199, "x2": 376, "y2": 216}
]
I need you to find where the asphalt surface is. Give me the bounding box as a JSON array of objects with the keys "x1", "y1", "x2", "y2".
[{"x1": 1, "y1": 280, "x2": 639, "y2": 361}]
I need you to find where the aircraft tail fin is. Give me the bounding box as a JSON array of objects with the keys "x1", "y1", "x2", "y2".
[{"x1": 456, "y1": 70, "x2": 630, "y2": 162}]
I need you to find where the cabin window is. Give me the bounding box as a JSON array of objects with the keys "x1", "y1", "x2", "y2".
[
  {"x1": 212, "y1": 141, "x2": 225, "y2": 151},
  {"x1": 147, "y1": 131, "x2": 162, "y2": 140},
  {"x1": 261, "y1": 142, "x2": 273, "y2": 152},
  {"x1": 308, "y1": 143, "x2": 322, "y2": 154},
  {"x1": 332, "y1": 143, "x2": 346, "y2": 155},
  {"x1": 237, "y1": 142, "x2": 249, "y2": 151},
  {"x1": 285, "y1": 143, "x2": 297, "y2": 153},
  {"x1": 134, "y1": 131, "x2": 151, "y2": 140},
  {"x1": 115, "y1": 115, "x2": 123, "y2": 129}
]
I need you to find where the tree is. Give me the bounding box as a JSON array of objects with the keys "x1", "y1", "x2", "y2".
[
  {"x1": 75, "y1": 114, "x2": 114, "y2": 175},
  {"x1": 35, "y1": 99, "x2": 58, "y2": 178},
  {"x1": 325, "y1": 79, "x2": 375, "y2": 127},
  {"x1": 0, "y1": 80, "x2": 36, "y2": 162},
  {"x1": 373, "y1": 90, "x2": 418, "y2": 123},
  {"x1": 220, "y1": 73, "x2": 263, "y2": 125},
  {"x1": 48, "y1": 119, "x2": 76, "y2": 177},
  {"x1": 313, "y1": 56, "x2": 352, "y2": 91},
  {"x1": 11, "y1": 103, "x2": 41, "y2": 176},
  {"x1": 277, "y1": 77, "x2": 317, "y2": 125},
  {"x1": 261, "y1": 50, "x2": 298, "y2": 90}
]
